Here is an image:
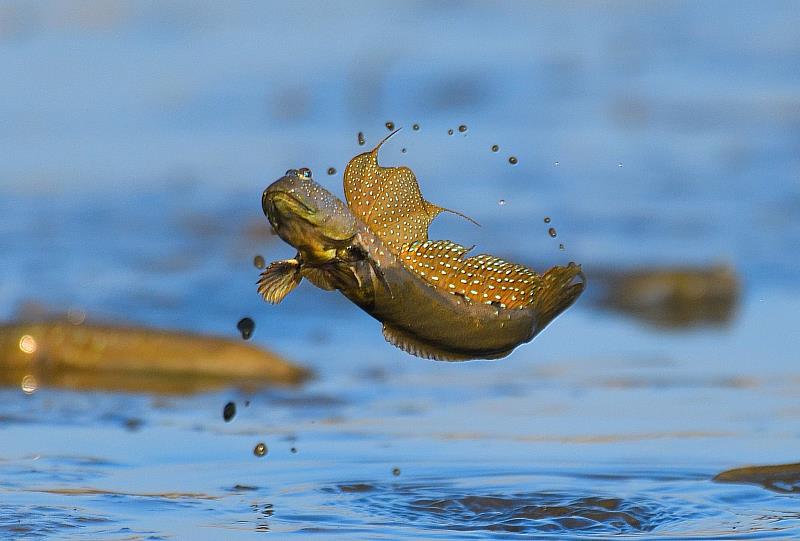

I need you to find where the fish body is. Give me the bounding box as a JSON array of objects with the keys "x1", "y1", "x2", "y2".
[{"x1": 259, "y1": 138, "x2": 584, "y2": 361}]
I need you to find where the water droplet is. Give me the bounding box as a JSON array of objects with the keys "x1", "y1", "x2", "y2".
[
  {"x1": 357, "y1": 131, "x2": 365, "y2": 146},
  {"x1": 401, "y1": 148, "x2": 407, "y2": 154},
  {"x1": 253, "y1": 442, "x2": 268, "y2": 457},
  {"x1": 290, "y1": 447, "x2": 298, "y2": 454},
  {"x1": 498, "y1": 199, "x2": 506, "y2": 206},
  {"x1": 67, "y1": 308, "x2": 86, "y2": 325},
  {"x1": 124, "y1": 418, "x2": 142, "y2": 431},
  {"x1": 237, "y1": 317, "x2": 255, "y2": 340},
  {"x1": 327, "y1": 167, "x2": 336, "y2": 175},
  {"x1": 559, "y1": 243, "x2": 565, "y2": 250},
  {"x1": 21, "y1": 374, "x2": 38, "y2": 395},
  {"x1": 392, "y1": 467, "x2": 401, "y2": 476},
  {"x1": 617, "y1": 162, "x2": 623, "y2": 168},
  {"x1": 412, "y1": 123, "x2": 420, "y2": 131},
  {"x1": 458, "y1": 124, "x2": 467, "y2": 133},
  {"x1": 253, "y1": 255, "x2": 265, "y2": 269},
  {"x1": 223, "y1": 401, "x2": 236, "y2": 422},
  {"x1": 298, "y1": 167, "x2": 312, "y2": 178},
  {"x1": 508, "y1": 156, "x2": 518, "y2": 165},
  {"x1": 548, "y1": 227, "x2": 557, "y2": 238},
  {"x1": 385, "y1": 121, "x2": 395, "y2": 131},
  {"x1": 447, "y1": 129, "x2": 454, "y2": 135},
  {"x1": 491, "y1": 144, "x2": 499, "y2": 152},
  {"x1": 554, "y1": 161, "x2": 560, "y2": 167},
  {"x1": 544, "y1": 217, "x2": 551, "y2": 224}
]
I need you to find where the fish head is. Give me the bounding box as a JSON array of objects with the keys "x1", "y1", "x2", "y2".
[{"x1": 262, "y1": 168, "x2": 357, "y2": 263}]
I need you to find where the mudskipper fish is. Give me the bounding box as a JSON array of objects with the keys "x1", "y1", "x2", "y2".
[{"x1": 258, "y1": 131, "x2": 585, "y2": 360}]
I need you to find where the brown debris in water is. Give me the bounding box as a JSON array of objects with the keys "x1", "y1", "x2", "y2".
[
  {"x1": 593, "y1": 265, "x2": 739, "y2": 329},
  {"x1": 714, "y1": 462, "x2": 800, "y2": 494}
]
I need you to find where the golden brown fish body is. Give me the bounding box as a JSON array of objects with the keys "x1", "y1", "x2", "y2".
[
  {"x1": 258, "y1": 134, "x2": 584, "y2": 361},
  {"x1": 341, "y1": 222, "x2": 583, "y2": 360}
]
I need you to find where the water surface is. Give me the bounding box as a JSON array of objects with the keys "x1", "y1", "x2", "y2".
[{"x1": 2, "y1": 1, "x2": 800, "y2": 539}]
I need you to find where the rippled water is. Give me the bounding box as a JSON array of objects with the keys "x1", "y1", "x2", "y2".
[{"x1": 2, "y1": 1, "x2": 800, "y2": 539}]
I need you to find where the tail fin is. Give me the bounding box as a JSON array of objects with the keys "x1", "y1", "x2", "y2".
[{"x1": 532, "y1": 263, "x2": 586, "y2": 330}]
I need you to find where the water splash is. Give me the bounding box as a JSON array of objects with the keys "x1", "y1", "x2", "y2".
[
  {"x1": 237, "y1": 317, "x2": 255, "y2": 340},
  {"x1": 223, "y1": 401, "x2": 236, "y2": 422}
]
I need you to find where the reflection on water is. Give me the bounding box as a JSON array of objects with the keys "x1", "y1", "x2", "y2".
[
  {"x1": 0, "y1": 505, "x2": 111, "y2": 539},
  {"x1": 326, "y1": 483, "x2": 668, "y2": 535}
]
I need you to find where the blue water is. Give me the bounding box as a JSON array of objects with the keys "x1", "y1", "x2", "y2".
[{"x1": 2, "y1": 1, "x2": 800, "y2": 539}]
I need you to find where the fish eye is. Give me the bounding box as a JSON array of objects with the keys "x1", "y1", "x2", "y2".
[
  {"x1": 298, "y1": 167, "x2": 312, "y2": 179},
  {"x1": 285, "y1": 169, "x2": 298, "y2": 177}
]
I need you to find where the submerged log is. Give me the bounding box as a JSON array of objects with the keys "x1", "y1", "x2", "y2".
[{"x1": 0, "y1": 320, "x2": 309, "y2": 393}]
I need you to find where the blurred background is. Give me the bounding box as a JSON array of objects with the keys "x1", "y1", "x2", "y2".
[{"x1": 2, "y1": 1, "x2": 800, "y2": 539}]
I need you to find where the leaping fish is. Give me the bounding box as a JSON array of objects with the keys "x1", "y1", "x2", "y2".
[{"x1": 257, "y1": 131, "x2": 585, "y2": 361}]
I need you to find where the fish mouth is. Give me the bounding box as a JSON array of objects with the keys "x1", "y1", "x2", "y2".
[{"x1": 263, "y1": 190, "x2": 317, "y2": 226}]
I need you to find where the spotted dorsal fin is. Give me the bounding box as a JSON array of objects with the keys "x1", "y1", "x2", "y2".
[
  {"x1": 398, "y1": 240, "x2": 585, "y2": 317},
  {"x1": 343, "y1": 130, "x2": 444, "y2": 253}
]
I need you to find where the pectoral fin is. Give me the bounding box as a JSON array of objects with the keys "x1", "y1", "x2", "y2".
[
  {"x1": 303, "y1": 263, "x2": 361, "y2": 291},
  {"x1": 302, "y1": 267, "x2": 337, "y2": 291},
  {"x1": 257, "y1": 259, "x2": 301, "y2": 304}
]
